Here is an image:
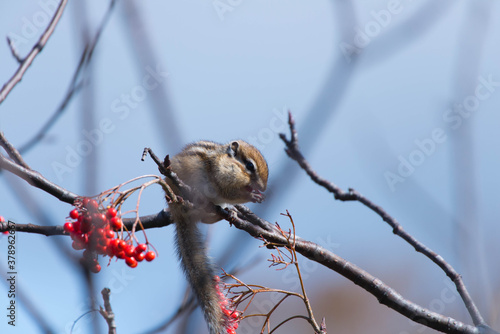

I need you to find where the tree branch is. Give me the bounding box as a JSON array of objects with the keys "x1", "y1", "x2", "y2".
[
  {"x1": 0, "y1": 209, "x2": 173, "y2": 236},
  {"x1": 0, "y1": 131, "x2": 30, "y2": 168},
  {"x1": 99, "y1": 288, "x2": 117, "y2": 334},
  {"x1": 1, "y1": 114, "x2": 496, "y2": 333},
  {"x1": 0, "y1": 196, "x2": 486, "y2": 333},
  {"x1": 0, "y1": 0, "x2": 68, "y2": 104},
  {"x1": 279, "y1": 111, "x2": 493, "y2": 332},
  {"x1": 19, "y1": 0, "x2": 117, "y2": 154},
  {"x1": 0, "y1": 133, "x2": 77, "y2": 204},
  {"x1": 216, "y1": 207, "x2": 481, "y2": 334}
]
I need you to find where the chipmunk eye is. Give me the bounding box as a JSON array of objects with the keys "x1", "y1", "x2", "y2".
[{"x1": 245, "y1": 160, "x2": 255, "y2": 173}]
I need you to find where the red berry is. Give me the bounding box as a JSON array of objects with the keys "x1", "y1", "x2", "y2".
[
  {"x1": 64, "y1": 222, "x2": 74, "y2": 234},
  {"x1": 116, "y1": 251, "x2": 125, "y2": 259},
  {"x1": 135, "y1": 244, "x2": 147, "y2": 253},
  {"x1": 83, "y1": 249, "x2": 93, "y2": 259},
  {"x1": 125, "y1": 257, "x2": 138, "y2": 268},
  {"x1": 93, "y1": 213, "x2": 107, "y2": 227},
  {"x1": 145, "y1": 251, "x2": 156, "y2": 262},
  {"x1": 81, "y1": 216, "x2": 92, "y2": 233},
  {"x1": 69, "y1": 209, "x2": 79, "y2": 219},
  {"x1": 98, "y1": 237, "x2": 110, "y2": 247},
  {"x1": 117, "y1": 239, "x2": 126, "y2": 251},
  {"x1": 134, "y1": 252, "x2": 145, "y2": 262},
  {"x1": 80, "y1": 223, "x2": 89, "y2": 233},
  {"x1": 72, "y1": 240, "x2": 85, "y2": 250},
  {"x1": 95, "y1": 245, "x2": 108, "y2": 255},
  {"x1": 110, "y1": 217, "x2": 122, "y2": 230},
  {"x1": 106, "y1": 207, "x2": 117, "y2": 219},
  {"x1": 109, "y1": 238, "x2": 119, "y2": 250},
  {"x1": 72, "y1": 221, "x2": 81, "y2": 233},
  {"x1": 106, "y1": 230, "x2": 115, "y2": 239},
  {"x1": 85, "y1": 199, "x2": 99, "y2": 212},
  {"x1": 106, "y1": 247, "x2": 114, "y2": 257},
  {"x1": 90, "y1": 263, "x2": 101, "y2": 273},
  {"x1": 125, "y1": 244, "x2": 135, "y2": 257}
]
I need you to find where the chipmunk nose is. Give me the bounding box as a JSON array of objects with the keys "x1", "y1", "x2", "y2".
[{"x1": 255, "y1": 179, "x2": 267, "y2": 192}]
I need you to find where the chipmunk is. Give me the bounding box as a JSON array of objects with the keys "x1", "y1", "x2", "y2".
[{"x1": 166, "y1": 140, "x2": 268, "y2": 334}]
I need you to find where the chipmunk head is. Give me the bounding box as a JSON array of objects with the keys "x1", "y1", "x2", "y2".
[
  {"x1": 167, "y1": 140, "x2": 268, "y2": 206},
  {"x1": 223, "y1": 140, "x2": 268, "y2": 203}
]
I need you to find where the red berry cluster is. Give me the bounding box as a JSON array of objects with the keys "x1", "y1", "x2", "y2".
[
  {"x1": 64, "y1": 198, "x2": 156, "y2": 273},
  {"x1": 214, "y1": 276, "x2": 240, "y2": 334}
]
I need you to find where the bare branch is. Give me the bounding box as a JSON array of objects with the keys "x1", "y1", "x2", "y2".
[
  {"x1": 0, "y1": 131, "x2": 30, "y2": 168},
  {"x1": 0, "y1": 194, "x2": 486, "y2": 333},
  {"x1": 121, "y1": 1, "x2": 183, "y2": 147},
  {"x1": 99, "y1": 288, "x2": 117, "y2": 334},
  {"x1": 218, "y1": 206, "x2": 481, "y2": 334},
  {"x1": 19, "y1": 0, "x2": 116, "y2": 154},
  {"x1": 6, "y1": 37, "x2": 22, "y2": 63},
  {"x1": 0, "y1": 155, "x2": 77, "y2": 204},
  {"x1": 0, "y1": 0, "x2": 68, "y2": 104},
  {"x1": 0, "y1": 150, "x2": 77, "y2": 204},
  {"x1": 0, "y1": 209, "x2": 173, "y2": 236},
  {"x1": 18, "y1": 79, "x2": 85, "y2": 154},
  {"x1": 279, "y1": 111, "x2": 491, "y2": 331}
]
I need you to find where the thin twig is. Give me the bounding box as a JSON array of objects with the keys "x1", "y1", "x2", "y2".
[
  {"x1": 18, "y1": 80, "x2": 84, "y2": 153},
  {"x1": 6, "y1": 37, "x2": 22, "y2": 63},
  {"x1": 0, "y1": 150, "x2": 77, "y2": 204},
  {"x1": 19, "y1": 0, "x2": 117, "y2": 154},
  {"x1": 0, "y1": 0, "x2": 68, "y2": 104},
  {"x1": 281, "y1": 211, "x2": 320, "y2": 331},
  {"x1": 70, "y1": 310, "x2": 99, "y2": 334},
  {"x1": 99, "y1": 288, "x2": 117, "y2": 334},
  {"x1": 121, "y1": 1, "x2": 182, "y2": 146},
  {"x1": 235, "y1": 204, "x2": 275, "y2": 232},
  {"x1": 0, "y1": 131, "x2": 30, "y2": 168},
  {"x1": 269, "y1": 315, "x2": 317, "y2": 334}
]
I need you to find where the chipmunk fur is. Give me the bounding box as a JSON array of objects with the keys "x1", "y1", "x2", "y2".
[{"x1": 166, "y1": 140, "x2": 268, "y2": 333}]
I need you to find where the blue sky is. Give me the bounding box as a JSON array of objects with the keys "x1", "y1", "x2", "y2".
[{"x1": 1, "y1": 1, "x2": 500, "y2": 333}]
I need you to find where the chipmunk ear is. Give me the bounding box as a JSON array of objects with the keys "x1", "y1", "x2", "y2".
[{"x1": 227, "y1": 141, "x2": 240, "y2": 157}]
